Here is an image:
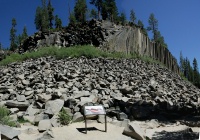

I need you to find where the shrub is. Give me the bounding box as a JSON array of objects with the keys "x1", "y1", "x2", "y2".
[
  {"x1": 18, "y1": 117, "x2": 30, "y2": 124},
  {"x1": 0, "y1": 105, "x2": 16, "y2": 127},
  {"x1": 58, "y1": 108, "x2": 72, "y2": 125}
]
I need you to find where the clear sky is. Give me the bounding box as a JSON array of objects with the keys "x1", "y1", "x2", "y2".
[{"x1": 0, "y1": 0, "x2": 200, "y2": 67}]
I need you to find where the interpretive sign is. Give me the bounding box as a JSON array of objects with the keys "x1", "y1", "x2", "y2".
[
  {"x1": 84, "y1": 105, "x2": 106, "y2": 115},
  {"x1": 84, "y1": 105, "x2": 107, "y2": 134}
]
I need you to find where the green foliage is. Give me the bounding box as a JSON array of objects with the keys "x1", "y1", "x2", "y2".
[
  {"x1": 90, "y1": 0, "x2": 103, "y2": 19},
  {"x1": 69, "y1": 12, "x2": 76, "y2": 24},
  {"x1": 16, "y1": 26, "x2": 28, "y2": 46},
  {"x1": 147, "y1": 13, "x2": 158, "y2": 41},
  {"x1": 35, "y1": 0, "x2": 49, "y2": 31},
  {"x1": 90, "y1": 9, "x2": 98, "y2": 19},
  {"x1": 18, "y1": 117, "x2": 30, "y2": 123},
  {"x1": 0, "y1": 45, "x2": 165, "y2": 69},
  {"x1": 10, "y1": 18, "x2": 17, "y2": 51},
  {"x1": 179, "y1": 52, "x2": 200, "y2": 88},
  {"x1": 101, "y1": 0, "x2": 118, "y2": 22},
  {"x1": 130, "y1": 9, "x2": 136, "y2": 23},
  {"x1": 0, "y1": 105, "x2": 16, "y2": 127},
  {"x1": 119, "y1": 12, "x2": 126, "y2": 25},
  {"x1": 58, "y1": 108, "x2": 72, "y2": 125},
  {"x1": 55, "y1": 15, "x2": 62, "y2": 29},
  {"x1": 137, "y1": 20, "x2": 147, "y2": 36},
  {"x1": 74, "y1": 0, "x2": 87, "y2": 23},
  {"x1": 155, "y1": 31, "x2": 167, "y2": 48},
  {"x1": 47, "y1": 0, "x2": 54, "y2": 28}
]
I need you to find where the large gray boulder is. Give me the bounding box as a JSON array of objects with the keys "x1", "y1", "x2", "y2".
[
  {"x1": 0, "y1": 125, "x2": 21, "y2": 139},
  {"x1": 123, "y1": 122, "x2": 147, "y2": 140},
  {"x1": 38, "y1": 120, "x2": 52, "y2": 132},
  {"x1": 45, "y1": 99, "x2": 64, "y2": 115},
  {"x1": 5, "y1": 100, "x2": 29, "y2": 111}
]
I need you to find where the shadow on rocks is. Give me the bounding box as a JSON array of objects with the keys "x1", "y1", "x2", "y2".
[{"x1": 152, "y1": 128, "x2": 199, "y2": 140}]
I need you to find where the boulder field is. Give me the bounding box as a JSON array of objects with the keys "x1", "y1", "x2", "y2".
[{"x1": 0, "y1": 56, "x2": 199, "y2": 139}]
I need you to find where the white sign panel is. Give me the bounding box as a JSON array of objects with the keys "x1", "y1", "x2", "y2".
[{"x1": 84, "y1": 105, "x2": 106, "y2": 115}]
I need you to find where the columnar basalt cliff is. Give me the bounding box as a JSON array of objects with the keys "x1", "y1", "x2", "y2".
[
  {"x1": 18, "y1": 20, "x2": 179, "y2": 73},
  {"x1": 102, "y1": 21, "x2": 179, "y2": 74}
]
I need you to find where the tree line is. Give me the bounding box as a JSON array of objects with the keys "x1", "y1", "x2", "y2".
[
  {"x1": 179, "y1": 52, "x2": 200, "y2": 88},
  {"x1": 5, "y1": 0, "x2": 167, "y2": 51}
]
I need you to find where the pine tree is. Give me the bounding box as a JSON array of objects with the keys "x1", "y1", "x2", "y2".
[
  {"x1": 47, "y1": 0, "x2": 54, "y2": 28},
  {"x1": 55, "y1": 15, "x2": 62, "y2": 29},
  {"x1": 0, "y1": 42, "x2": 2, "y2": 50},
  {"x1": 102, "y1": 0, "x2": 118, "y2": 22},
  {"x1": 155, "y1": 31, "x2": 167, "y2": 48},
  {"x1": 35, "y1": 0, "x2": 49, "y2": 31},
  {"x1": 74, "y1": 0, "x2": 87, "y2": 23},
  {"x1": 137, "y1": 20, "x2": 147, "y2": 36},
  {"x1": 179, "y1": 51, "x2": 184, "y2": 73},
  {"x1": 193, "y1": 58, "x2": 200, "y2": 87},
  {"x1": 35, "y1": 7, "x2": 43, "y2": 30},
  {"x1": 90, "y1": 0, "x2": 103, "y2": 19},
  {"x1": 147, "y1": 13, "x2": 158, "y2": 41},
  {"x1": 22, "y1": 26, "x2": 28, "y2": 40},
  {"x1": 130, "y1": 9, "x2": 136, "y2": 23},
  {"x1": 16, "y1": 26, "x2": 28, "y2": 46},
  {"x1": 120, "y1": 12, "x2": 126, "y2": 25},
  {"x1": 69, "y1": 12, "x2": 76, "y2": 24},
  {"x1": 10, "y1": 18, "x2": 17, "y2": 51},
  {"x1": 90, "y1": 9, "x2": 98, "y2": 19},
  {"x1": 41, "y1": 0, "x2": 49, "y2": 30}
]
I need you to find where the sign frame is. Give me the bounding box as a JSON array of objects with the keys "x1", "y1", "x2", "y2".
[{"x1": 84, "y1": 105, "x2": 107, "y2": 134}]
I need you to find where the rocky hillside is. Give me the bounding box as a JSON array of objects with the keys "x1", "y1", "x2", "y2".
[
  {"x1": 0, "y1": 57, "x2": 199, "y2": 121},
  {"x1": 17, "y1": 19, "x2": 179, "y2": 74},
  {"x1": 0, "y1": 56, "x2": 200, "y2": 139}
]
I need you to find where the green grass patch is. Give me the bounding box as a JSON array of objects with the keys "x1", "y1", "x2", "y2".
[
  {"x1": 18, "y1": 117, "x2": 30, "y2": 124},
  {"x1": 0, "y1": 45, "x2": 163, "y2": 67},
  {"x1": 0, "y1": 105, "x2": 17, "y2": 127},
  {"x1": 58, "y1": 108, "x2": 72, "y2": 125}
]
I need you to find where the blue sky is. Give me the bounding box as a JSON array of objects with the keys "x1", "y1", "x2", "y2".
[{"x1": 0, "y1": 0, "x2": 200, "y2": 67}]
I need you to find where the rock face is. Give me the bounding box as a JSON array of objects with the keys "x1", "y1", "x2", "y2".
[
  {"x1": 0, "y1": 49, "x2": 7, "y2": 61},
  {"x1": 0, "y1": 125, "x2": 21, "y2": 139},
  {"x1": 18, "y1": 19, "x2": 104, "y2": 53},
  {"x1": 17, "y1": 19, "x2": 180, "y2": 74},
  {"x1": 0, "y1": 56, "x2": 199, "y2": 125}
]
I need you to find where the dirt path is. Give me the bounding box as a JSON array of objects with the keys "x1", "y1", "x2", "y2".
[{"x1": 18, "y1": 121, "x2": 133, "y2": 140}]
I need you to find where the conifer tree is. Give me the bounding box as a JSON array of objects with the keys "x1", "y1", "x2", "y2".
[
  {"x1": 147, "y1": 13, "x2": 158, "y2": 41},
  {"x1": 101, "y1": 0, "x2": 118, "y2": 22},
  {"x1": 130, "y1": 9, "x2": 136, "y2": 23},
  {"x1": 155, "y1": 31, "x2": 167, "y2": 48},
  {"x1": 69, "y1": 12, "x2": 76, "y2": 24},
  {"x1": 10, "y1": 18, "x2": 17, "y2": 51},
  {"x1": 90, "y1": 9, "x2": 98, "y2": 19},
  {"x1": 16, "y1": 26, "x2": 28, "y2": 46},
  {"x1": 90, "y1": 0, "x2": 103, "y2": 19},
  {"x1": 35, "y1": 0, "x2": 49, "y2": 31},
  {"x1": 120, "y1": 12, "x2": 126, "y2": 25},
  {"x1": 22, "y1": 26, "x2": 28, "y2": 40},
  {"x1": 55, "y1": 15, "x2": 62, "y2": 29},
  {"x1": 193, "y1": 58, "x2": 200, "y2": 87},
  {"x1": 47, "y1": 0, "x2": 54, "y2": 28},
  {"x1": 74, "y1": 0, "x2": 87, "y2": 22},
  {"x1": 137, "y1": 20, "x2": 147, "y2": 36}
]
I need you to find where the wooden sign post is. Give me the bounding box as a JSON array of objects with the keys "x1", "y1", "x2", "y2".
[{"x1": 84, "y1": 105, "x2": 107, "y2": 134}]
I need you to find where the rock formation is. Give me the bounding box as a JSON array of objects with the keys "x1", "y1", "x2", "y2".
[
  {"x1": 17, "y1": 19, "x2": 180, "y2": 74},
  {"x1": 0, "y1": 56, "x2": 199, "y2": 120},
  {"x1": 0, "y1": 56, "x2": 199, "y2": 139}
]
